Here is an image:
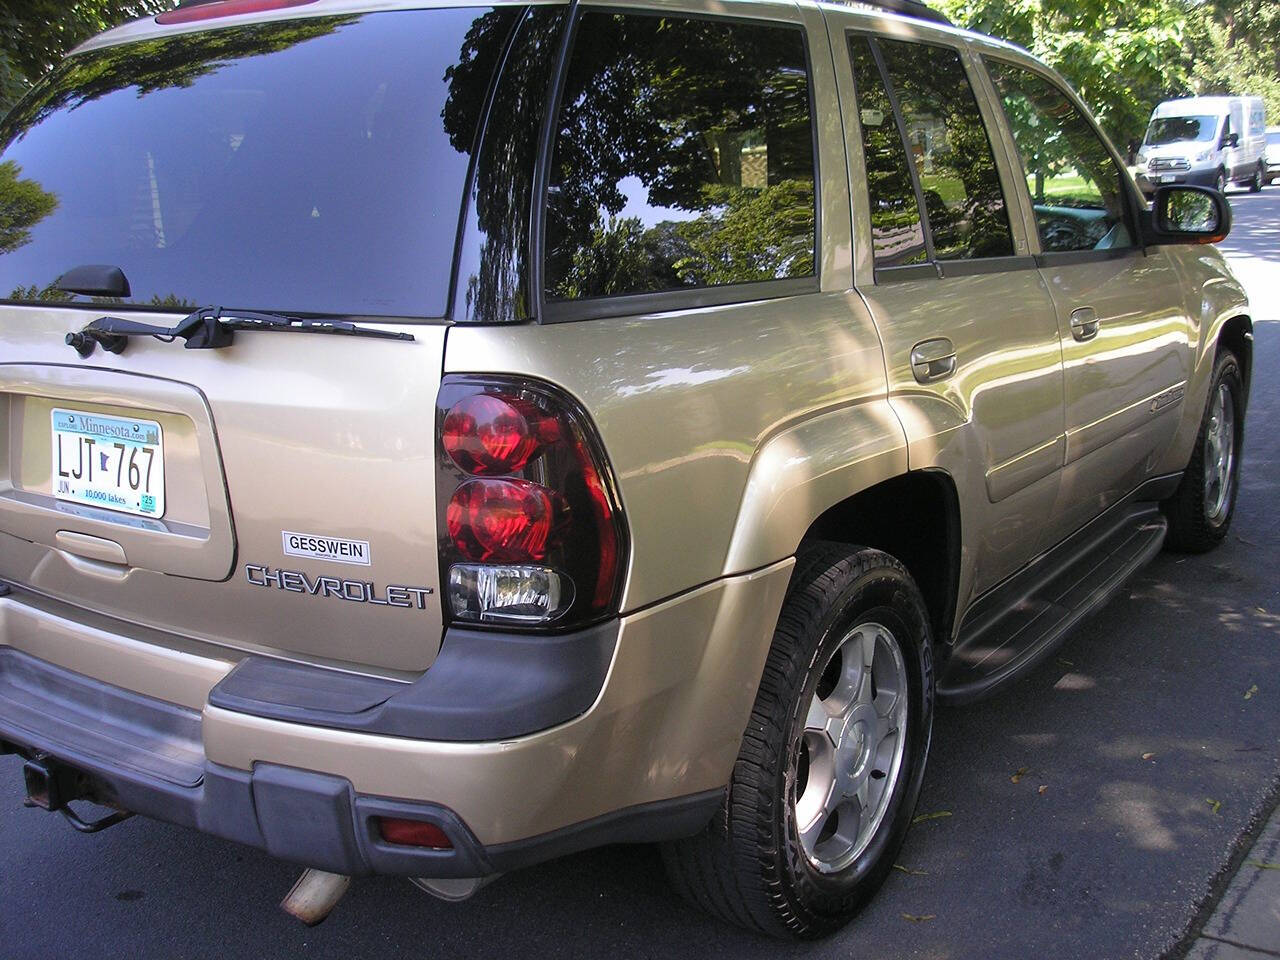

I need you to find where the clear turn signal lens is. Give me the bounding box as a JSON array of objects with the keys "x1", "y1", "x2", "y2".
[{"x1": 448, "y1": 563, "x2": 573, "y2": 624}]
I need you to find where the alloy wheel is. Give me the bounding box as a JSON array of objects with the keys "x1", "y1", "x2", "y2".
[
  {"x1": 792, "y1": 622, "x2": 909, "y2": 874},
  {"x1": 1203, "y1": 382, "x2": 1236, "y2": 522}
]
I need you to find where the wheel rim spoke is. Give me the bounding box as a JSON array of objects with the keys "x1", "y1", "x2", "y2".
[
  {"x1": 791, "y1": 621, "x2": 910, "y2": 874},
  {"x1": 1203, "y1": 384, "x2": 1235, "y2": 520}
]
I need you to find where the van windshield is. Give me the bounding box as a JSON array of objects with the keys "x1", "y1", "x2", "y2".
[
  {"x1": 1144, "y1": 115, "x2": 1218, "y2": 146},
  {"x1": 0, "y1": 8, "x2": 520, "y2": 317}
]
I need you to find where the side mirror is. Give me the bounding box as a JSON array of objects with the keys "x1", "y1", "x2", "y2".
[
  {"x1": 1221, "y1": 132, "x2": 1239, "y2": 149},
  {"x1": 1145, "y1": 185, "x2": 1231, "y2": 245}
]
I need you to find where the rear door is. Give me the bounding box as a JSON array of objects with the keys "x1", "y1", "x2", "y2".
[
  {"x1": 830, "y1": 20, "x2": 1068, "y2": 596},
  {"x1": 979, "y1": 55, "x2": 1191, "y2": 543},
  {"x1": 0, "y1": 7, "x2": 530, "y2": 674}
]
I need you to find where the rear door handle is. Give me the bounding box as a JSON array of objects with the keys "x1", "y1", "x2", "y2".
[
  {"x1": 910, "y1": 338, "x2": 957, "y2": 384},
  {"x1": 1070, "y1": 307, "x2": 1099, "y2": 342}
]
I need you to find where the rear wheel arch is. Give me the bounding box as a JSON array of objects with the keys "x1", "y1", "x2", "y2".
[{"x1": 799, "y1": 470, "x2": 961, "y2": 650}]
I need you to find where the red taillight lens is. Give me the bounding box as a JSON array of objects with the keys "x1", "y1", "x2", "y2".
[
  {"x1": 156, "y1": 0, "x2": 317, "y2": 24},
  {"x1": 436, "y1": 377, "x2": 627, "y2": 629},
  {"x1": 376, "y1": 817, "x2": 453, "y2": 849},
  {"x1": 447, "y1": 478, "x2": 555, "y2": 562},
  {"x1": 441, "y1": 394, "x2": 558, "y2": 476}
]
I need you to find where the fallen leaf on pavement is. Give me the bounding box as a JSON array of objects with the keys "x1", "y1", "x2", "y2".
[
  {"x1": 1142, "y1": 752, "x2": 1156, "y2": 761},
  {"x1": 912, "y1": 811, "x2": 952, "y2": 824},
  {"x1": 1011, "y1": 766, "x2": 1030, "y2": 783},
  {"x1": 1205, "y1": 798, "x2": 1222, "y2": 815},
  {"x1": 893, "y1": 864, "x2": 928, "y2": 876},
  {"x1": 901, "y1": 914, "x2": 935, "y2": 923},
  {"x1": 1246, "y1": 860, "x2": 1280, "y2": 870},
  {"x1": 1245, "y1": 684, "x2": 1259, "y2": 700},
  {"x1": 1038, "y1": 785, "x2": 1048, "y2": 795}
]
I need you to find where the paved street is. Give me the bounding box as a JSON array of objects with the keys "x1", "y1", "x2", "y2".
[{"x1": 1, "y1": 192, "x2": 1277, "y2": 960}]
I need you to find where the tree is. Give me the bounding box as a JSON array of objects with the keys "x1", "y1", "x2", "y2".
[
  {"x1": 0, "y1": 1, "x2": 173, "y2": 115},
  {"x1": 935, "y1": 0, "x2": 1190, "y2": 147}
]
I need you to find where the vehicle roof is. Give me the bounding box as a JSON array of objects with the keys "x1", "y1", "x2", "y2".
[
  {"x1": 1152, "y1": 95, "x2": 1262, "y2": 117},
  {"x1": 74, "y1": 0, "x2": 1030, "y2": 61}
]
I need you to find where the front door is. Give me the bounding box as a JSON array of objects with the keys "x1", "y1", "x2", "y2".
[{"x1": 981, "y1": 57, "x2": 1192, "y2": 544}]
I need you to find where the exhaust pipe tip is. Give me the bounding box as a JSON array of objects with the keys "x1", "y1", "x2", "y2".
[
  {"x1": 409, "y1": 875, "x2": 497, "y2": 902},
  {"x1": 281, "y1": 868, "x2": 351, "y2": 926}
]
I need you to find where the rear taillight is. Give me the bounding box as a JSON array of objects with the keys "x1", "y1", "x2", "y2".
[{"x1": 437, "y1": 376, "x2": 626, "y2": 629}]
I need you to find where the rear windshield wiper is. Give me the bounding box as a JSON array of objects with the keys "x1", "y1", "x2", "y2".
[{"x1": 65, "y1": 306, "x2": 415, "y2": 357}]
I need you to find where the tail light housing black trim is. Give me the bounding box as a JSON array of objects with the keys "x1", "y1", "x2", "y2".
[{"x1": 436, "y1": 375, "x2": 628, "y2": 630}]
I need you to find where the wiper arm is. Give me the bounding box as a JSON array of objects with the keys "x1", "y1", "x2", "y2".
[{"x1": 65, "y1": 306, "x2": 415, "y2": 357}]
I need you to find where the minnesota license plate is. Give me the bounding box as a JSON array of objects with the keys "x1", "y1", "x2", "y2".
[{"x1": 51, "y1": 408, "x2": 165, "y2": 518}]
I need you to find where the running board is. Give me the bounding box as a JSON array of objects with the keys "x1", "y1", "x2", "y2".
[{"x1": 938, "y1": 501, "x2": 1168, "y2": 704}]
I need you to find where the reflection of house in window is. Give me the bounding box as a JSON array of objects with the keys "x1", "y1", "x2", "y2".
[
  {"x1": 710, "y1": 135, "x2": 769, "y2": 188},
  {"x1": 741, "y1": 145, "x2": 768, "y2": 188}
]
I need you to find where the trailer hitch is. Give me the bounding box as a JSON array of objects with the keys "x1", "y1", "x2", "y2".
[{"x1": 22, "y1": 754, "x2": 134, "y2": 833}]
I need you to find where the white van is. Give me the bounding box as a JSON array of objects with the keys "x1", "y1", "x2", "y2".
[{"x1": 1136, "y1": 95, "x2": 1267, "y2": 196}]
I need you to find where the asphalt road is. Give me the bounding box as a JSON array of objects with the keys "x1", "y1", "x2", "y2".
[{"x1": 2, "y1": 192, "x2": 1278, "y2": 960}]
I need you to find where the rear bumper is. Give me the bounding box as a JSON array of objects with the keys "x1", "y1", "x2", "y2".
[{"x1": 0, "y1": 559, "x2": 793, "y2": 875}]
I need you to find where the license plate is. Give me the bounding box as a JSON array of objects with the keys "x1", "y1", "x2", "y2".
[
  {"x1": 51, "y1": 408, "x2": 165, "y2": 519},
  {"x1": 1160, "y1": 174, "x2": 1177, "y2": 183}
]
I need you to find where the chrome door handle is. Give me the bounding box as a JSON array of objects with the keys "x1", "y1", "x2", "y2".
[
  {"x1": 1070, "y1": 307, "x2": 1099, "y2": 342},
  {"x1": 910, "y1": 338, "x2": 957, "y2": 384}
]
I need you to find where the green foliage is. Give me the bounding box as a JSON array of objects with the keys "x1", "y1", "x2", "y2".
[
  {"x1": 935, "y1": 0, "x2": 1188, "y2": 146},
  {"x1": 935, "y1": 0, "x2": 1279, "y2": 144},
  {"x1": 0, "y1": 159, "x2": 58, "y2": 255},
  {"x1": 0, "y1": 2, "x2": 173, "y2": 115}
]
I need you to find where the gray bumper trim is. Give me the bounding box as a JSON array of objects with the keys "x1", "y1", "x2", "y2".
[
  {"x1": 0, "y1": 647, "x2": 718, "y2": 877},
  {"x1": 207, "y1": 620, "x2": 619, "y2": 742}
]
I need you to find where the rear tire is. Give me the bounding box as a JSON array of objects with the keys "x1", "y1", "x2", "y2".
[
  {"x1": 662, "y1": 544, "x2": 934, "y2": 938},
  {"x1": 1250, "y1": 164, "x2": 1263, "y2": 192},
  {"x1": 1163, "y1": 350, "x2": 1245, "y2": 553},
  {"x1": 1215, "y1": 169, "x2": 1227, "y2": 194}
]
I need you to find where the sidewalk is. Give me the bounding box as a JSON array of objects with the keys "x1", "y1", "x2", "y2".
[{"x1": 1182, "y1": 805, "x2": 1280, "y2": 958}]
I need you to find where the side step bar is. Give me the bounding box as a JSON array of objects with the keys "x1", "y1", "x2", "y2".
[{"x1": 938, "y1": 498, "x2": 1169, "y2": 704}]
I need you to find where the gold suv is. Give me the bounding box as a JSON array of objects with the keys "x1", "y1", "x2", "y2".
[{"x1": 0, "y1": 0, "x2": 1251, "y2": 938}]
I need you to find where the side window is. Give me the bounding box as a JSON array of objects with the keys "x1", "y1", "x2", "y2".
[
  {"x1": 985, "y1": 59, "x2": 1134, "y2": 254},
  {"x1": 848, "y1": 36, "x2": 927, "y2": 267},
  {"x1": 543, "y1": 12, "x2": 817, "y2": 303},
  {"x1": 874, "y1": 38, "x2": 1015, "y2": 261}
]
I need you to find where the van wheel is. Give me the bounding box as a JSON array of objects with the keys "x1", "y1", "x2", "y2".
[
  {"x1": 1163, "y1": 350, "x2": 1245, "y2": 552},
  {"x1": 1250, "y1": 164, "x2": 1263, "y2": 192},
  {"x1": 661, "y1": 544, "x2": 934, "y2": 938},
  {"x1": 1215, "y1": 170, "x2": 1227, "y2": 194}
]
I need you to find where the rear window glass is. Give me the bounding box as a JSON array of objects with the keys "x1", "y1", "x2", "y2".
[
  {"x1": 543, "y1": 12, "x2": 817, "y2": 303},
  {"x1": 0, "y1": 8, "x2": 520, "y2": 317}
]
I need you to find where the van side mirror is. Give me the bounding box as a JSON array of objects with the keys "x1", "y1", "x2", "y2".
[
  {"x1": 1145, "y1": 185, "x2": 1231, "y2": 245},
  {"x1": 1221, "y1": 132, "x2": 1239, "y2": 148}
]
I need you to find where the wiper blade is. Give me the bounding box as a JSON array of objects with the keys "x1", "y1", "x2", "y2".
[{"x1": 65, "y1": 306, "x2": 415, "y2": 357}]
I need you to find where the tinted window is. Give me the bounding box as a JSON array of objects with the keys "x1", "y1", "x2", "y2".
[
  {"x1": 0, "y1": 9, "x2": 519, "y2": 316},
  {"x1": 875, "y1": 39, "x2": 1014, "y2": 261},
  {"x1": 986, "y1": 60, "x2": 1133, "y2": 254},
  {"x1": 848, "y1": 36, "x2": 927, "y2": 267},
  {"x1": 544, "y1": 12, "x2": 816, "y2": 302}
]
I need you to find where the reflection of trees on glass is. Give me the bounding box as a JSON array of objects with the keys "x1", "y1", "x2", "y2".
[
  {"x1": 0, "y1": 160, "x2": 57, "y2": 255},
  {"x1": 848, "y1": 36, "x2": 927, "y2": 268},
  {"x1": 877, "y1": 39, "x2": 1014, "y2": 261},
  {"x1": 545, "y1": 13, "x2": 816, "y2": 301},
  {"x1": 2, "y1": 18, "x2": 354, "y2": 142},
  {"x1": 444, "y1": 7, "x2": 562, "y2": 323},
  {"x1": 986, "y1": 59, "x2": 1131, "y2": 253}
]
